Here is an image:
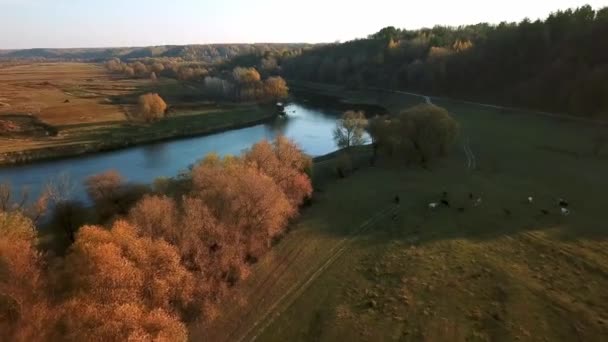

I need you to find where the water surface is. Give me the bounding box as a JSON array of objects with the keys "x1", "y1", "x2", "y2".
[{"x1": 0, "y1": 99, "x2": 367, "y2": 201}]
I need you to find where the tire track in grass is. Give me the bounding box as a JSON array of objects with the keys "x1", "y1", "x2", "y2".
[
  {"x1": 224, "y1": 243, "x2": 308, "y2": 336},
  {"x1": 201, "y1": 232, "x2": 312, "y2": 342},
  {"x1": 235, "y1": 205, "x2": 398, "y2": 342},
  {"x1": 462, "y1": 137, "x2": 477, "y2": 171}
]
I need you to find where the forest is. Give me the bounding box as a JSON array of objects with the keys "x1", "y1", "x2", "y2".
[{"x1": 281, "y1": 5, "x2": 608, "y2": 118}]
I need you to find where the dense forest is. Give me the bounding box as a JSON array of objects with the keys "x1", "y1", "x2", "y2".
[{"x1": 281, "y1": 5, "x2": 608, "y2": 118}]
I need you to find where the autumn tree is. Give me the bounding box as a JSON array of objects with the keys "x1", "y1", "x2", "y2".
[
  {"x1": 137, "y1": 93, "x2": 168, "y2": 122},
  {"x1": 244, "y1": 136, "x2": 312, "y2": 208},
  {"x1": 232, "y1": 67, "x2": 261, "y2": 84},
  {"x1": 128, "y1": 194, "x2": 247, "y2": 320},
  {"x1": 0, "y1": 212, "x2": 56, "y2": 341},
  {"x1": 124, "y1": 66, "x2": 135, "y2": 77},
  {"x1": 85, "y1": 170, "x2": 123, "y2": 204},
  {"x1": 191, "y1": 156, "x2": 293, "y2": 259},
  {"x1": 333, "y1": 110, "x2": 368, "y2": 149},
  {"x1": 58, "y1": 221, "x2": 193, "y2": 341},
  {"x1": 151, "y1": 62, "x2": 165, "y2": 74},
  {"x1": 58, "y1": 303, "x2": 188, "y2": 342},
  {"x1": 263, "y1": 76, "x2": 289, "y2": 100},
  {"x1": 105, "y1": 58, "x2": 123, "y2": 73},
  {"x1": 132, "y1": 61, "x2": 148, "y2": 77}
]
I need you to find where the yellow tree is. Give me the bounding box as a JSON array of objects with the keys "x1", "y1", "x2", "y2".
[
  {"x1": 244, "y1": 136, "x2": 313, "y2": 208},
  {"x1": 0, "y1": 212, "x2": 56, "y2": 341},
  {"x1": 263, "y1": 76, "x2": 289, "y2": 100},
  {"x1": 137, "y1": 93, "x2": 167, "y2": 122},
  {"x1": 191, "y1": 157, "x2": 293, "y2": 258},
  {"x1": 58, "y1": 221, "x2": 194, "y2": 340}
]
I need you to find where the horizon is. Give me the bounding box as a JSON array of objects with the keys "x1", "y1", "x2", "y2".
[{"x1": 1, "y1": 0, "x2": 606, "y2": 50}]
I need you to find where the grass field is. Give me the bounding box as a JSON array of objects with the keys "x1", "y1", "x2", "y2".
[
  {"x1": 0, "y1": 63, "x2": 277, "y2": 163},
  {"x1": 195, "y1": 87, "x2": 608, "y2": 341}
]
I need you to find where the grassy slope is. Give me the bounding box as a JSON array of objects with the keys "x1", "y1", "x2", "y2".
[{"x1": 196, "y1": 87, "x2": 608, "y2": 341}]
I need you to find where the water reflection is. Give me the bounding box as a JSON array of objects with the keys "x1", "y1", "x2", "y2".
[
  {"x1": 141, "y1": 144, "x2": 169, "y2": 169},
  {"x1": 0, "y1": 99, "x2": 346, "y2": 201}
]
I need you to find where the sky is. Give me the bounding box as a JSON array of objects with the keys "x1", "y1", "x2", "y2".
[{"x1": 0, "y1": 0, "x2": 607, "y2": 49}]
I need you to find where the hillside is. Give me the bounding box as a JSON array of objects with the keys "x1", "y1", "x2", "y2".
[{"x1": 0, "y1": 43, "x2": 313, "y2": 62}]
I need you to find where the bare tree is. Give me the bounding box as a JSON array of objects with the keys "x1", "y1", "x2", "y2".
[{"x1": 333, "y1": 111, "x2": 368, "y2": 149}]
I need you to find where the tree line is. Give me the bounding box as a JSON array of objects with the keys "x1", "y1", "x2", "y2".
[
  {"x1": 281, "y1": 5, "x2": 608, "y2": 118},
  {"x1": 105, "y1": 58, "x2": 289, "y2": 103},
  {"x1": 0, "y1": 136, "x2": 312, "y2": 341}
]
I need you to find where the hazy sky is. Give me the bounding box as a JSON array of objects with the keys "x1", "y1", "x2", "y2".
[{"x1": 1, "y1": 0, "x2": 607, "y2": 49}]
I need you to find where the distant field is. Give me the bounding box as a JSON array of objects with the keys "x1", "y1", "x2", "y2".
[
  {"x1": 197, "y1": 87, "x2": 608, "y2": 341},
  {"x1": 0, "y1": 62, "x2": 140, "y2": 125},
  {"x1": 0, "y1": 62, "x2": 277, "y2": 162}
]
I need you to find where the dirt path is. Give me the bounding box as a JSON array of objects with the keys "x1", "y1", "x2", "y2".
[{"x1": 368, "y1": 87, "x2": 608, "y2": 125}]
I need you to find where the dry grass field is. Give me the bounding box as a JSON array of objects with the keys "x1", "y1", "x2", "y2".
[
  {"x1": 0, "y1": 62, "x2": 276, "y2": 161},
  {"x1": 0, "y1": 63, "x2": 142, "y2": 152},
  {"x1": 0, "y1": 62, "x2": 140, "y2": 125}
]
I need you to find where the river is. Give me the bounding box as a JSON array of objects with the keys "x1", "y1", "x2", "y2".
[{"x1": 0, "y1": 98, "x2": 376, "y2": 202}]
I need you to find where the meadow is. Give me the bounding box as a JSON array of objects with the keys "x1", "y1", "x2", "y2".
[
  {"x1": 0, "y1": 62, "x2": 277, "y2": 163},
  {"x1": 196, "y1": 87, "x2": 608, "y2": 341}
]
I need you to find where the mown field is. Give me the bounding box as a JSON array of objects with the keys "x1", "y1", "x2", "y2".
[
  {"x1": 196, "y1": 87, "x2": 608, "y2": 341},
  {"x1": 0, "y1": 63, "x2": 277, "y2": 161}
]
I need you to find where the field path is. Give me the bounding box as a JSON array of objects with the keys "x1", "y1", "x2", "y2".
[
  {"x1": 195, "y1": 205, "x2": 398, "y2": 342},
  {"x1": 368, "y1": 86, "x2": 608, "y2": 125}
]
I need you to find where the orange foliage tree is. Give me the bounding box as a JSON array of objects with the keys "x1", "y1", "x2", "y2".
[
  {"x1": 58, "y1": 220, "x2": 193, "y2": 341},
  {"x1": 191, "y1": 156, "x2": 294, "y2": 259},
  {"x1": 137, "y1": 93, "x2": 168, "y2": 122},
  {"x1": 0, "y1": 212, "x2": 57, "y2": 341},
  {"x1": 129, "y1": 195, "x2": 247, "y2": 320},
  {"x1": 263, "y1": 76, "x2": 289, "y2": 100},
  {"x1": 244, "y1": 136, "x2": 313, "y2": 209}
]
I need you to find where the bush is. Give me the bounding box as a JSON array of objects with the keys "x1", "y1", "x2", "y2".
[
  {"x1": 368, "y1": 104, "x2": 459, "y2": 164},
  {"x1": 335, "y1": 152, "x2": 353, "y2": 178},
  {"x1": 398, "y1": 104, "x2": 459, "y2": 163}
]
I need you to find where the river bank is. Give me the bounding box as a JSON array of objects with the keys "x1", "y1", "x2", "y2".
[{"x1": 0, "y1": 106, "x2": 279, "y2": 166}]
